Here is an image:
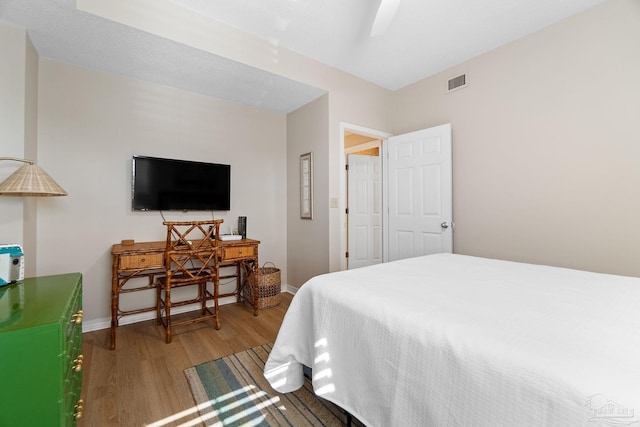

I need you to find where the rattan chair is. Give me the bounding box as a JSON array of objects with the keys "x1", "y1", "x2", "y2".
[{"x1": 156, "y1": 220, "x2": 223, "y2": 343}]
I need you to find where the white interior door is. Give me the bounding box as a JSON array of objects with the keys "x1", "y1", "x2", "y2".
[
  {"x1": 347, "y1": 154, "x2": 382, "y2": 269},
  {"x1": 386, "y1": 124, "x2": 453, "y2": 261}
]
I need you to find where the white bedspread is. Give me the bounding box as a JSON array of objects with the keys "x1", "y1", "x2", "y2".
[{"x1": 264, "y1": 254, "x2": 640, "y2": 426}]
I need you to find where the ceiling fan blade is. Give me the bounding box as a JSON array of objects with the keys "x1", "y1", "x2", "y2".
[{"x1": 370, "y1": 0, "x2": 401, "y2": 37}]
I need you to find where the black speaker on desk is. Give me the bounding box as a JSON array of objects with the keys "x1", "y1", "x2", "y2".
[{"x1": 238, "y1": 216, "x2": 247, "y2": 239}]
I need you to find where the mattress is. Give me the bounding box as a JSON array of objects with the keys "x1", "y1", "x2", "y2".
[{"x1": 264, "y1": 254, "x2": 640, "y2": 426}]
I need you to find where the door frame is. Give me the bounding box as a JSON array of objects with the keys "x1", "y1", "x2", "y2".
[{"x1": 340, "y1": 122, "x2": 392, "y2": 271}]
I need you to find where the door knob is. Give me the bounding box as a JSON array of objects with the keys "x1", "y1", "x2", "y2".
[{"x1": 441, "y1": 222, "x2": 450, "y2": 229}]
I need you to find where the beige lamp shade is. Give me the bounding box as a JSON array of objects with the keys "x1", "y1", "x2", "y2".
[{"x1": 0, "y1": 158, "x2": 67, "y2": 197}]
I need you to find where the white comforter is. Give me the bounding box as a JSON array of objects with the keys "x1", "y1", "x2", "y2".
[{"x1": 264, "y1": 254, "x2": 640, "y2": 426}]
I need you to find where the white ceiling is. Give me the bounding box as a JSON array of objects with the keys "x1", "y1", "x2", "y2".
[{"x1": 0, "y1": 0, "x2": 606, "y2": 113}]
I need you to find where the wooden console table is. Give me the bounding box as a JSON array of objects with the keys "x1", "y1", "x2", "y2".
[{"x1": 110, "y1": 238, "x2": 260, "y2": 350}]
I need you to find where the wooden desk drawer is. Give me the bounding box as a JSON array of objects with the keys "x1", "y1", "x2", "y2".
[
  {"x1": 119, "y1": 253, "x2": 163, "y2": 269},
  {"x1": 222, "y1": 246, "x2": 255, "y2": 261}
]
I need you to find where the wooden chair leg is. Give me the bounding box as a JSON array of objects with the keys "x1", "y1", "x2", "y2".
[
  {"x1": 200, "y1": 282, "x2": 207, "y2": 315},
  {"x1": 165, "y1": 284, "x2": 172, "y2": 343},
  {"x1": 156, "y1": 282, "x2": 162, "y2": 325},
  {"x1": 214, "y1": 279, "x2": 221, "y2": 330}
]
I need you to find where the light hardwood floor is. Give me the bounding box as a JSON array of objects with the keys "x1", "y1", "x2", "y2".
[{"x1": 78, "y1": 294, "x2": 292, "y2": 427}]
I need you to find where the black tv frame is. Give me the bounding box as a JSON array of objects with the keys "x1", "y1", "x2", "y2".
[{"x1": 131, "y1": 155, "x2": 231, "y2": 211}]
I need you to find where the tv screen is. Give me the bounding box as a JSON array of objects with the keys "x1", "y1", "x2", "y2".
[{"x1": 132, "y1": 155, "x2": 231, "y2": 211}]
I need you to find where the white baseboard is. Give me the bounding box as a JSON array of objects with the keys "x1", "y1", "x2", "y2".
[
  {"x1": 286, "y1": 284, "x2": 300, "y2": 294},
  {"x1": 82, "y1": 285, "x2": 296, "y2": 333}
]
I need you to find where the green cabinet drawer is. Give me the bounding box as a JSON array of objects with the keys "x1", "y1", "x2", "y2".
[{"x1": 0, "y1": 273, "x2": 83, "y2": 426}]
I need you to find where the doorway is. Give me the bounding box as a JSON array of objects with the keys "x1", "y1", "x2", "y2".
[
  {"x1": 340, "y1": 123, "x2": 453, "y2": 271},
  {"x1": 346, "y1": 135, "x2": 383, "y2": 270},
  {"x1": 340, "y1": 124, "x2": 391, "y2": 271}
]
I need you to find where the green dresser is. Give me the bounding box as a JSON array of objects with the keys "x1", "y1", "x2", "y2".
[{"x1": 0, "y1": 273, "x2": 83, "y2": 426}]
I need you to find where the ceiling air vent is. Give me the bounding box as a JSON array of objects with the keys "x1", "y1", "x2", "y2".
[{"x1": 447, "y1": 74, "x2": 467, "y2": 92}]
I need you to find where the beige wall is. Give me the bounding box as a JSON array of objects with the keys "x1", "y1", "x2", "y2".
[
  {"x1": 23, "y1": 32, "x2": 39, "y2": 276},
  {"x1": 392, "y1": 0, "x2": 640, "y2": 276},
  {"x1": 327, "y1": 84, "x2": 393, "y2": 273},
  {"x1": 284, "y1": 77, "x2": 392, "y2": 286},
  {"x1": 35, "y1": 59, "x2": 287, "y2": 328},
  {"x1": 287, "y1": 95, "x2": 330, "y2": 287},
  {"x1": 0, "y1": 25, "x2": 28, "y2": 247},
  {"x1": 0, "y1": 26, "x2": 38, "y2": 275}
]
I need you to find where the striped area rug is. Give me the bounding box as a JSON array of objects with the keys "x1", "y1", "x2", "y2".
[{"x1": 184, "y1": 343, "x2": 358, "y2": 426}]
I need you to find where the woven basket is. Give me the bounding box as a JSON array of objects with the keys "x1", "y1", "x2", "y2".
[{"x1": 245, "y1": 262, "x2": 281, "y2": 309}]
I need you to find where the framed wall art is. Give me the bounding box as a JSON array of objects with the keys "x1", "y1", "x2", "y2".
[{"x1": 300, "y1": 152, "x2": 313, "y2": 219}]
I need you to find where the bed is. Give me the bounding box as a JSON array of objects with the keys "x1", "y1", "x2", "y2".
[{"x1": 264, "y1": 254, "x2": 640, "y2": 426}]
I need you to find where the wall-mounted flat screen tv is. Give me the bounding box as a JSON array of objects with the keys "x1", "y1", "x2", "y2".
[{"x1": 132, "y1": 155, "x2": 231, "y2": 211}]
